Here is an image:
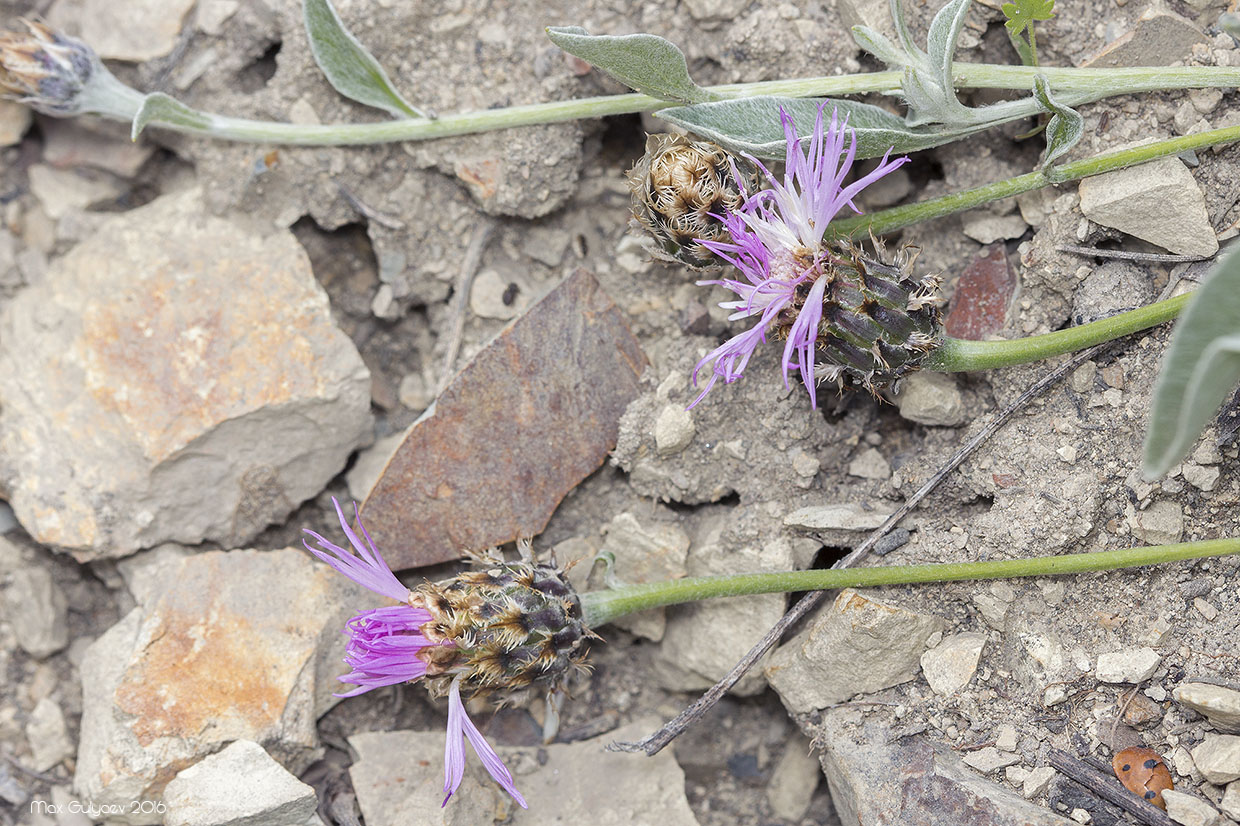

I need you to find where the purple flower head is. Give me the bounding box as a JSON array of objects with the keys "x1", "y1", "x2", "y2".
[
  {"x1": 303, "y1": 499, "x2": 527, "y2": 809},
  {"x1": 691, "y1": 105, "x2": 908, "y2": 409}
]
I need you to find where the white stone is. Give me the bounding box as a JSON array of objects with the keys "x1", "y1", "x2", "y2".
[
  {"x1": 469, "y1": 269, "x2": 529, "y2": 320},
  {"x1": 1130, "y1": 501, "x2": 1185, "y2": 545},
  {"x1": 766, "y1": 734, "x2": 821, "y2": 822},
  {"x1": 25, "y1": 698, "x2": 73, "y2": 772},
  {"x1": 164, "y1": 740, "x2": 319, "y2": 826},
  {"x1": 654, "y1": 405, "x2": 695, "y2": 455},
  {"x1": 920, "y1": 632, "x2": 987, "y2": 695},
  {"x1": 1191, "y1": 735, "x2": 1240, "y2": 784},
  {"x1": 1174, "y1": 683, "x2": 1240, "y2": 733},
  {"x1": 2, "y1": 567, "x2": 68, "y2": 658},
  {"x1": 56, "y1": 0, "x2": 198, "y2": 61},
  {"x1": 1023, "y1": 766, "x2": 1057, "y2": 798},
  {"x1": 783, "y1": 503, "x2": 895, "y2": 531},
  {"x1": 1069, "y1": 808, "x2": 1091, "y2": 824},
  {"x1": 896, "y1": 372, "x2": 968, "y2": 427},
  {"x1": 27, "y1": 164, "x2": 125, "y2": 219},
  {"x1": 0, "y1": 100, "x2": 31, "y2": 147},
  {"x1": 592, "y1": 511, "x2": 690, "y2": 642},
  {"x1": 1183, "y1": 463, "x2": 1221, "y2": 491},
  {"x1": 995, "y1": 724, "x2": 1019, "y2": 753},
  {"x1": 1220, "y1": 780, "x2": 1240, "y2": 821},
  {"x1": 1096, "y1": 648, "x2": 1162, "y2": 683},
  {"x1": 0, "y1": 189, "x2": 372, "y2": 559},
  {"x1": 848, "y1": 447, "x2": 892, "y2": 480},
  {"x1": 963, "y1": 747, "x2": 1021, "y2": 774},
  {"x1": 1162, "y1": 789, "x2": 1223, "y2": 826},
  {"x1": 962, "y1": 213, "x2": 1028, "y2": 244},
  {"x1": 766, "y1": 588, "x2": 945, "y2": 714},
  {"x1": 1078, "y1": 156, "x2": 1218, "y2": 257}
]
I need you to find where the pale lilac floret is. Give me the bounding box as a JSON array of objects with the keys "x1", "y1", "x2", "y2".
[
  {"x1": 690, "y1": 104, "x2": 908, "y2": 409},
  {"x1": 443, "y1": 678, "x2": 529, "y2": 808},
  {"x1": 303, "y1": 499, "x2": 526, "y2": 809}
]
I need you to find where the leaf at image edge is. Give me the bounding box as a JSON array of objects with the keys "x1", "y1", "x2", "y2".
[
  {"x1": 1143, "y1": 246, "x2": 1240, "y2": 478},
  {"x1": 302, "y1": 0, "x2": 427, "y2": 119},
  {"x1": 546, "y1": 26, "x2": 716, "y2": 104}
]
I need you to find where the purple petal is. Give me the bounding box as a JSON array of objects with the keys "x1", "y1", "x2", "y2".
[
  {"x1": 442, "y1": 679, "x2": 528, "y2": 809},
  {"x1": 332, "y1": 604, "x2": 441, "y2": 697},
  {"x1": 302, "y1": 498, "x2": 409, "y2": 603}
]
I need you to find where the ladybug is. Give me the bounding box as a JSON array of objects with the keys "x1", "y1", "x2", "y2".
[{"x1": 1112, "y1": 746, "x2": 1174, "y2": 810}]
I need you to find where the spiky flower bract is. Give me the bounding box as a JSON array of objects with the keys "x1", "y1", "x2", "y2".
[
  {"x1": 305, "y1": 499, "x2": 599, "y2": 809},
  {"x1": 0, "y1": 19, "x2": 143, "y2": 118},
  {"x1": 690, "y1": 105, "x2": 943, "y2": 408}
]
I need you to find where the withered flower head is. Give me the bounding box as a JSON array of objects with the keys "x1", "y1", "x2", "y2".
[
  {"x1": 627, "y1": 133, "x2": 761, "y2": 269},
  {"x1": 0, "y1": 19, "x2": 100, "y2": 114}
]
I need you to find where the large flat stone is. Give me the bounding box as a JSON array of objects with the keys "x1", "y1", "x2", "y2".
[
  {"x1": 163, "y1": 740, "x2": 320, "y2": 826},
  {"x1": 348, "y1": 720, "x2": 699, "y2": 825},
  {"x1": 75, "y1": 549, "x2": 367, "y2": 825},
  {"x1": 363, "y1": 270, "x2": 646, "y2": 568},
  {"x1": 0, "y1": 188, "x2": 372, "y2": 560}
]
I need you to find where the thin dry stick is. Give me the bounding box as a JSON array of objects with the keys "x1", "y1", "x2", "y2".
[
  {"x1": 610, "y1": 342, "x2": 1107, "y2": 756},
  {"x1": 1048, "y1": 749, "x2": 1175, "y2": 826},
  {"x1": 1056, "y1": 244, "x2": 1215, "y2": 264},
  {"x1": 438, "y1": 218, "x2": 496, "y2": 393}
]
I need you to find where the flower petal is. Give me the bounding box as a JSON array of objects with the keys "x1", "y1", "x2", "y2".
[
  {"x1": 442, "y1": 679, "x2": 528, "y2": 809},
  {"x1": 302, "y1": 498, "x2": 410, "y2": 603}
]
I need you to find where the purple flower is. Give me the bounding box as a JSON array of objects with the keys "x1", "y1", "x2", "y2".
[
  {"x1": 690, "y1": 105, "x2": 908, "y2": 409},
  {"x1": 303, "y1": 498, "x2": 527, "y2": 809}
]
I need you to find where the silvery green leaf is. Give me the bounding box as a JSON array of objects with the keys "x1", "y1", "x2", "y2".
[
  {"x1": 656, "y1": 96, "x2": 987, "y2": 159},
  {"x1": 901, "y1": 66, "x2": 953, "y2": 126},
  {"x1": 545, "y1": 27, "x2": 717, "y2": 104},
  {"x1": 1032, "y1": 75, "x2": 1082, "y2": 165},
  {"x1": 131, "y1": 93, "x2": 212, "y2": 140},
  {"x1": 925, "y1": 0, "x2": 972, "y2": 80},
  {"x1": 303, "y1": 0, "x2": 427, "y2": 119},
  {"x1": 852, "y1": 25, "x2": 908, "y2": 68},
  {"x1": 890, "y1": 0, "x2": 925, "y2": 66},
  {"x1": 1143, "y1": 247, "x2": 1240, "y2": 478}
]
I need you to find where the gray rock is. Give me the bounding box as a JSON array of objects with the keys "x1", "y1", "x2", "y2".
[
  {"x1": 41, "y1": 119, "x2": 155, "y2": 178},
  {"x1": 1130, "y1": 501, "x2": 1185, "y2": 545},
  {"x1": 1175, "y1": 683, "x2": 1240, "y2": 733},
  {"x1": 1023, "y1": 766, "x2": 1057, "y2": 799},
  {"x1": 1161, "y1": 790, "x2": 1223, "y2": 826},
  {"x1": 469, "y1": 269, "x2": 530, "y2": 320},
  {"x1": 767, "y1": 732, "x2": 821, "y2": 822},
  {"x1": 654, "y1": 534, "x2": 795, "y2": 696},
  {"x1": 592, "y1": 511, "x2": 690, "y2": 642},
  {"x1": 1080, "y1": 6, "x2": 1208, "y2": 68},
  {"x1": 0, "y1": 188, "x2": 372, "y2": 559},
  {"x1": 25, "y1": 698, "x2": 73, "y2": 772},
  {"x1": 1078, "y1": 157, "x2": 1218, "y2": 257},
  {"x1": 963, "y1": 747, "x2": 1022, "y2": 774},
  {"x1": 1071, "y1": 261, "x2": 1156, "y2": 325},
  {"x1": 766, "y1": 589, "x2": 946, "y2": 714},
  {"x1": 75, "y1": 548, "x2": 368, "y2": 824},
  {"x1": 1191, "y1": 735, "x2": 1240, "y2": 784},
  {"x1": 896, "y1": 372, "x2": 968, "y2": 427},
  {"x1": 654, "y1": 404, "x2": 696, "y2": 456},
  {"x1": 1220, "y1": 780, "x2": 1240, "y2": 821},
  {"x1": 1096, "y1": 647, "x2": 1162, "y2": 683},
  {"x1": 921, "y1": 632, "x2": 987, "y2": 695},
  {"x1": 962, "y1": 213, "x2": 1028, "y2": 245},
  {"x1": 163, "y1": 740, "x2": 320, "y2": 826},
  {"x1": 26, "y1": 164, "x2": 126, "y2": 219},
  {"x1": 1183, "y1": 463, "x2": 1221, "y2": 491},
  {"x1": 817, "y1": 710, "x2": 1074, "y2": 826},
  {"x1": 0, "y1": 100, "x2": 31, "y2": 147},
  {"x1": 2, "y1": 567, "x2": 69, "y2": 658},
  {"x1": 348, "y1": 720, "x2": 699, "y2": 825},
  {"x1": 50, "y1": 0, "x2": 196, "y2": 60},
  {"x1": 783, "y1": 503, "x2": 895, "y2": 532},
  {"x1": 847, "y1": 447, "x2": 892, "y2": 480}
]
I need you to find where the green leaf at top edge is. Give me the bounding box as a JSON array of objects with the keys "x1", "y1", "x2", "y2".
[
  {"x1": 303, "y1": 0, "x2": 428, "y2": 119},
  {"x1": 546, "y1": 26, "x2": 717, "y2": 104},
  {"x1": 1143, "y1": 247, "x2": 1240, "y2": 478}
]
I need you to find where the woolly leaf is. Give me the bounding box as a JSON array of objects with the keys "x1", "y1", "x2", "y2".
[{"x1": 545, "y1": 26, "x2": 717, "y2": 104}]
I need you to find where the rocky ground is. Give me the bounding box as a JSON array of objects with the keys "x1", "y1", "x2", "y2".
[{"x1": 2, "y1": 0, "x2": 1240, "y2": 824}]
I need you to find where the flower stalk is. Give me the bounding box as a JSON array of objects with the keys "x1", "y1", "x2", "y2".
[{"x1": 579, "y1": 538, "x2": 1240, "y2": 628}]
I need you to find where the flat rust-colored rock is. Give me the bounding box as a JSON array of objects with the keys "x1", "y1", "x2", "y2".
[
  {"x1": 945, "y1": 243, "x2": 1016, "y2": 340},
  {"x1": 363, "y1": 270, "x2": 646, "y2": 568}
]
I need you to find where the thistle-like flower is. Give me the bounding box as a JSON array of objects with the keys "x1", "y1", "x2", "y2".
[
  {"x1": 304, "y1": 499, "x2": 593, "y2": 809},
  {"x1": 689, "y1": 105, "x2": 943, "y2": 408},
  {"x1": 0, "y1": 19, "x2": 141, "y2": 117},
  {"x1": 627, "y1": 133, "x2": 761, "y2": 269}
]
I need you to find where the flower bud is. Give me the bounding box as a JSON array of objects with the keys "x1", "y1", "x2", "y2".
[
  {"x1": 627, "y1": 133, "x2": 761, "y2": 269},
  {"x1": 0, "y1": 19, "x2": 100, "y2": 114}
]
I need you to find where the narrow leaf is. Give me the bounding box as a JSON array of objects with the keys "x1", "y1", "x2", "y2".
[
  {"x1": 546, "y1": 27, "x2": 717, "y2": 104},
  {"x1": 1033, "y1": 75, "x2": 1082, "y2": 165},
  {"x1": 131, "y1": 93, "x2": 212, "y2": 140},
  {"x1": 1143, "y1": 247, "x2": 1240, "y2": 477},
  {"x1": 303, "y1": 0, "x2": 427, "y2": 119},
  {"x1": 655, "y1": 96, "x2": 987, "y2": 160},
  {"x1": 889, "y1": 0, "x2": 924, "y2": 66},
  {"x1": 926, "y1": 0, "x2": 972, "y2": 85},
  {"x1": 852, "y1": 25, "x2": 908, "y2": 68}
]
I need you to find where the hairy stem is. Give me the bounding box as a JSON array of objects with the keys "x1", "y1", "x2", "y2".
[
  {"x1": 580, "y1": 539, "x2": 1239, "y2": 627},
  {"x1": 830, "y1": 121, "x2": 1240, "y2": 239},
  {"x1": 925, "y1": 293, "x2": 1192, "y2": 372}
]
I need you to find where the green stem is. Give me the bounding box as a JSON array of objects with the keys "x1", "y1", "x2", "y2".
[
  {"x1": 580, "y1": 538, "x2": 1239, "y2": 627},
  {"x1": 126, "y1": 62, "x2": 1240, "y2": 145},
  {"x1": 830, "y1": 121, "x2": 1240, "y2": 239},
  {"x1": 924, "y1": 292, "x2": 1192, "y2": 372}
]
